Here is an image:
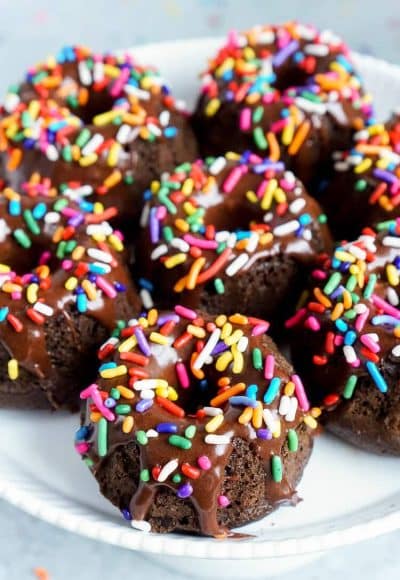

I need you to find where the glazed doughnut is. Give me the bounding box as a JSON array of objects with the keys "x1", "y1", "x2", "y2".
[
  {"x1": 76, "y1": 306, "x2": 318, "y2": 536},
  {"x1": 287, "y1": 223, "x2": 400, "y2": 454},
  {"x1": 319, "y1": 114, "x2": 400, "y2": 239},
  {"x1": 0, "y1": 45, "x2": 197, "y2": 224},
  {"x1": 137, "y1": 151, "x2": 332, "y2": 326},
  {"x1": 0, "y1": 182, "x2": 140, "y2": 410},
  {"x1": 192, "y1": 22, "x2": 372, "y2": 187}
]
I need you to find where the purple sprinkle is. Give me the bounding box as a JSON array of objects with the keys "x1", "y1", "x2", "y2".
[
  {"x1": 156, "y1": 422, "x2": 178, "y2": 434},
  {"x1": 136, "y1": 398, "x2": 153, "y2": 413},
  {"x1": 134, "y1": 326, "x2": 152, "y2": 356},
  {"x1": 253, "y1": 161, "x2": 285, "y2": 174},
  {"x1": 104, "y1": 397, "x2": 117, "y2": 409},
  {"x1": 121, "y1": 508, "x2": 132, "y2": 521},
  {"x1": 257, "y1": 428, "x2": 272, "y2": 440},
  {"x1": 373, "y1": 168, "x2": 398, "y2": 185},
  {"x1": 177, "y1": 482, "x2": 193, "y2": 499},
  {"x1": 211, "y1": 341, "x2": 230, "y2": 355},
  {"x1": 68, "y1": 213, "x2": 85, "y2": 228},
  {"x1": 272, "y1": 40, "x2": 300, "y2": 67},
  {"x1": 157, "y1": 313, "x2": 180, "y2": 325},
  {"x1": 331, "y1": 285, "x2": 345, "y2": 300},
  {"x1": 149, "y1": 207, "x2": 160, "y2": 243}
]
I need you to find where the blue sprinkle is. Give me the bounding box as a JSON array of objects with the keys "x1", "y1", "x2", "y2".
[
  {"x1": 9, "y1": 199, "x2": 21, "y2": 216},
  {"x1": 99, "y1": 361, "x2": 117, "y2": 372},
  {"x1": 164, "y1": 126, "x2": 177, "y2": 138},
  {"x1": 138, "y1": 278, "x2": 154, "y2": 291},
  {"x1": 75, "y1": 425, "x2": 90, "y2": 441},
  {"x1": 156, "y1": 422, "x2": 178, "y2": 434},
  {"x1": 136, "y1": 398, "x2": 154, "y2": 413},
  {"x1": 77, "y1": 293, "x2": 87, "y2": 313},
  {"x1": 0, "y1": 307, "x2": 9, "y2": 322},
  {"x1": 366, "y1": 361, "x2": 388, "y2": 393},
  {"x1": 246, "y1": 384, "x2": 258, "y2": 399},
  {"x1": 104, "y1": 398, "x2": 117, "y2": 409},
  {"x1": 121, "y1": 508, "x2": 132, "y2": 521},
  {"x1": 229, "y1": 396, "x2": 259, "y2": 408},
  {"x1": 257, "y1": 428, "x2": 272, "y2": 440},
  {"x1": 344, "y1": 330, "x2": 357, "y2": 346},
  {"x1": 32, "y1": 202, "x2": 47, "y2": 220},
  {"x1": 335, "y1": 319, "x2": 348, "y2": 333},
  {"x1": 264, "y1": 377, "x2": 281, "y2": 404}
]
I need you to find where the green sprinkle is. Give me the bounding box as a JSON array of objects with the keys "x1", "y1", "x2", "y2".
[
  {"x1": 252, "y1": 106, "x2": 264, "y2": 123},
  {"x1": 214, "y1": 278, "x2": 225, "y2": 295},
  {"x1": 140, "y1": 469, "x2": 150, "y2": 482},
  {"x1": 56, "y1": 240, "x2": 67, "y2": 259},
  {"x1": 110, "y1": 387, "x2": 121, "y2": 400},
  {"x1": 84, "y1": 457, "x2": 94, "y2": 468},
  {"x1": 216, "y1": 242, "x2": 226, "y2": 254},
  {"x1": 323, "y1": 272, "x2": 341, "y2": 295},
  {"x1": 163, "y1": 226, "x2": 174, "y2": 243},
  {"x1": 376, "y1": 219, "x2": 395, "y2": 232},
  {"x1": 271, "y1": 455, "x2": 283, "y2": 483},
  {"x1": 158, "y1": 188, "x2": 177, "y2": 214},
  {"x1": 343, "y1": 375, "x2": 358, "y2": 399},
  {"x1": 136, "y1": 430, "x2": 148, "y2": 446},
  {"x1": 301, "y1": 90, "x2": 322, "y2": 103},
  {"x1": 66, "y1": 95, "x2": 79, "y2": 109},
  {"x1": 345, "y1": 275, "x2": 357, "y2": 292},
  {"x1": 21, "y1": 110, "x2": 32, "y2": 128},
  {"x1": 13, "y1": 229, "x2": 31, "y2": 248},
  {"x1": 253, "y1": 126, "x2": 268, "y2": 150},
  {"x1": 344, "y1": 309, "x2": 357, "y2": 320},
  {"x1": 124, "y1": 174, "x2": 134, "y2": 185},
  {"x1": 287, "y1": 429, "x2": 298, "y2": 452},
  {"x1": 75, "y1": 128, "x2": 91, "y2": 148},
  {"x1": 115, "y1": 404, "x2": 131, "y2": 414},
  {"x1": 185, "y1": 425, "x2": 197, "y2": 439},
  {"x1": 53, "y1": 198, "x2": 69, "y2": 212},
  {"x1": 168, "y1": 435, "x2": 192, "y2": 450},
  {"x1": 65, "y1": 240, "x2": 77, "y2": 254},
  {"x1": 172, "y1": 473, "x2": 182, "y2": 483},
  {"x1": 97, "y1": 418, "x2": 108, "y2": 458},
  {"x1": 175, "y1": 162, "x2": 192, "y2": 173},
  {"x1": 187, "y1": 208, "x2": 205, "y2": 225},
  {"x1": 364, "y1": 274, "x2": 377, "y2": 299},
  {"x1": 317, "y1": 213, "x2": 327, "y2": 224},
  {"x1": 62, "y1": 145, "x2": 73, "y2": 162},
  {"x1": 355, "y1": 179, "x2": 367, "y2": 191},
  {"x1": 252, "y1": 347, "x2": 263, "y2": 370}
]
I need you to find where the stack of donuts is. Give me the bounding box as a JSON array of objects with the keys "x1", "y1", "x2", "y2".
[{"x1": 1, "y1": 22, "x2": 399, "y2": 538}]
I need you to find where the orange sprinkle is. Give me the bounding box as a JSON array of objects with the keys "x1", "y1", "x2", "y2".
[
  {"x1": 210, "y1": 382, "x2": 246, "y2": 407},
  {"x1": 267, "y1": 131, "x2": 280, "y2": 161},
  {"x1": 186, "y1": 257, "x2": 206, "y2": 290},
  {"x1": 7, "y1": 148, "x2": 22, "y2": 171},
  {"x1": 288, "y1": 120, "x2": 311, "y2": 156}
]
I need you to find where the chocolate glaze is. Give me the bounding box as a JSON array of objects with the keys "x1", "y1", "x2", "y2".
[
  {"x1": 79, "y1": 310, "x2": 315, "y2": 536},
  {"x1": 0, "y1": 190, "x2": 140, "y2": 408}
]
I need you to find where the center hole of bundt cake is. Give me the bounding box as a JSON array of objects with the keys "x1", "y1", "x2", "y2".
[{"x1": 79, "y1": 91, "x2": 115, "y2": 124}]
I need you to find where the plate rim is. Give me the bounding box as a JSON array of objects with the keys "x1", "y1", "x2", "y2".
[{"x1": 1, "y1": 37, "x2": 400, "y2": 560}]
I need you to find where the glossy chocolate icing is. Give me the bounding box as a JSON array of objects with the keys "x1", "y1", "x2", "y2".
[{"x1": 78, "y1": 309, "x2": 316, "y2": 536}]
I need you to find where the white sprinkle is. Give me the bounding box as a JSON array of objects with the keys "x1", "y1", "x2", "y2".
[
  {"x1": 0, "y1": 219, "x2": 11, "y2": 242},
  {"x1": 131, "y1": 519, "x2": 151, "y2": 533},
  {"x1": 246, "y1": 232, "x2": 260, "y2": 253},
  {"x1": 203, "y1": 406, "x2": 223, "y2": 416},
  {"x1": 87, "y1": 248, "x2": 112, "y2": 263},
  {"x1": 140, "y1": 288, "x2": 153, "y2": 309},
  {"x1": 383, "y1": 236, "x2": 400, "y2": 248},
  {"x1": 93, "y1": 62, "x2": 104, "y2": 83},
  {"x1": 295, "y1": 97, "x2": 326, "y2": 115},
  {"x1": 256, "y1": 30, "x2": 275, "y2": 44},
  {"x1": 273, "y1": 220, "x2": 299, "y2": 237},
  {"x1": 46, "y1": 144, "x2": 59, "y2": 161},
  {"x1": 116, "y1": 124, "x2": 133, "y2": 144},
  {"x1": 278, "y1": 395, "x2": 291, "y2": 416},
  {"x1": 157, "y1": 458, "x2": 179, "y2": 482},
  {"x1": 140, "y1": 389, "x2": 155, "y2": 400},
  {"x1": 124, "y1": 85, "x2": 150, "y2": 100},
  {"x1": 347, "y1": 244, "x2": 367, "y2": 260},
  {"x1": 193, "y1": 329, "x2": 221, "y2": 369},
  {"x1": 237, "y1": 336, "x2": 249, "y2": 353},
  {"x1": 63, "y1": 185, "x2": 93, "y2": 200},
  {"x1": 209, "y1": 156, "x2": 227, "y2": 175},
  {"x1": 354, "y1": 302, "x2": 368, "y2": 314},
  {"x1": 159, "y1": 110, "x2": 171, "y2": 127},
  {"x1": 4, "y1": 92, "x2": 20, "y2": 113},
  {"x1": 134, "y1": 379, "x2": 168, "y2": 391},
  {"x1": 304, "y1": 43, "x2": 329, "y2": 57},
  {"x1": 225, "y1": 253, "x2": 249, "y2": 276},
  {"x1": 387, "y1": 286, "x2": 399, "y2": 306},
  {"x1": 285, "y1": 397, "x2": 298, "y2": 422},
  {"x1": 151, "y1": 244, "x2": 168, "y2": 260},
  {"x1": 289, "y1": 198, "x2": 306, "y2": 214},
  {"x1": 392, "y1": 345, "x2": 400, "y2": 357},
  {"x1": 170, "y1": 238, "x2": 190, "y2": 252},
  {"x1": 33, "y1": 302, "x2": 54, "y2": 316},
  {"x1": 215, "y1": 231, "x2": 230, "y2": 243},
  {"x1": 44, "y1": 212, "x2": 61, "y2": 225},
  {"x1": 303, "y1": 230, "x2": 312, "y2": 241},
  {"x1": 147, "y1": 123, "x2": 162, "y2": 137},
  {"x1": 226, "y1": 233, "x2": 238, "y2": 248},
  {"x1": 140, "y1": 204, "x2": 150, "y2": 228},
  {"x1": 78, "y1": 61, "x2": 92, "y2": 86},
  {"x1": 263, "y1": 409, "x2": 278, "y2": 432},
  {"x1": 343, "y1": 345, "x2": 357, "y2": 364},
  {"x1": 82, "y1": 134, "x2": 104, "y2": 156},
  {"x1": 99, "y1": 337, "x2": 118, "y2": 350},
  {"x1": 326, "y1": 102, "x2": 348, "y2": 125},
  {"x1": 205, "y1": 434, "x2": 231, "y2": 445},
  {"x1": 87, "y1": 222, "x2": 113, "y2": 237},
  {"x1": 334, "y1": 161, "x2": 350, "y2": 172}
]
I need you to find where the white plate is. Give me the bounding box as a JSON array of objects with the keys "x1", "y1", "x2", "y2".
[{"x1": 1, "y1": 38, "x2": 400, "y2": 578}]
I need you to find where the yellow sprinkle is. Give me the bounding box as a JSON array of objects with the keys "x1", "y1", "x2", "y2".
[
  {"x1": 261, "y1": 179, "x2": 277, "y2": 210},
  {"x1": 232, "y1": 344, "x2": 244, "y2": 374},
  {"x1": 8, "y1": 358, "x2": 18, "y2": 380},
  {"x1": 93, "y1": 110, "x2": 121, "y2": 126},
  {"x1": 313, "y1": 287, "x2": 332, "y2": 308},
  {"x1": 183, "y1": 201, "x2": 197, "y2": 216},
  {"x1": 65, "y1": 276, "x2": 78, "y2": 291},
  {"x1": 147, "y1": 309, "x2": 158, "y2": 326},
  {"x1": 205, "y1": 413, "x2": 224, "y2": 433},
  {"x1": 252, "y1": 402, "x2": 263, "y2": 429},
  {"x1": 274, "y1": 187, "x2": 286, "y2": 204},
  {"x1": 282, "y1": 118, "x2": 295, "y2": 146},
  {"x1": 104, "y1": 169, "x2": 122, "y2": 189},
  {"x1": 335, "y1": 250, "x2": 355, "y2": 263},
  {"x1": 259, "y1": 232, "x2": 274, "y2": 246},
  {"x1": 272, "y1": 419, "x2": 281, "y2": 438},
  {"x1": 26, "y1": 283, "x2": 39, "y2": 305},
  {"x1": 122, "y1": 416, "x2": 134, "y2": 434},
  {"x1": 229, "y1": 313, "x2": 248, "y2": 325},
  {"x1": 304, "y1": 415, "x2": 318, "y2": 429},
  {"x1": 205, "y1": 98, "x2": 221, "y2": 117},
  {"x1": 311, "y1": 407, "x2": 322, "y2": 418},
  {"x1": 216, "y1": 351, "x2": 233, "y2": 372},
  {"x1": 117, "y1": 386, "x2": 135, "y2": 400},
  {"x1": 221, "y1": 322, "x2": 233, "y2": 340},
  {"x1": 331, "y1": 302, "x2": 344, "y2": 321},
  {"x1": 71, "y1": 245, "x2": 85, "y2": 261},
  {"x1": 0, "y1": 264, "x2": 11, "y2": 273},
  {"x1": 118, "y1": 335, "x2": 138, "y2": 353},
  {"x1": 387, "y1": 264, "x2": 399, "y2": 286},
  {"x1": 138, "y1": 317, "x2": 149, "y2": 328},
  {"x1": 149, "y1": 331, "x2": 169, "y2": 345},
  {"x1": 182, "y1": 178, "x2": 194, "y2": 195},
  {"x1": 108, "y1": 233, "x2": 124, "y2": 252},
  {"x1": 93, "y1": 202, "x2": 105, "y2": 214},
  {"x1": 354, "y1": 158, "x2": 372, "y2": 174},
  {"x1": 35, "y1": 265, "x2": 49, "y2": 279},
  {"x1": 155, "y1": 386, "x2": 169, "y2": 398},
  {"x1": 100, "y1": 365, "x2": 128, "y2": 379},
  {"x1": 246, "y1": 190, "x2": 258, "y2": 204},
  {"x1": 215, "y1": 315, "x2": 227, "y2": 327},
  {"x1": 284, "y1": 381, "x2": 295, "y2": 397},
  {"x1": 79, "y1": 153, "x2": 98, "y2": 167},
  {"x1": 107, "y1": 143, "x2": 120, "y2": 167},
  {"x1": 238, "y1": 406, "x2": 253, "y2": 425},
  {"x1": 394, "y1": 326, "x2": 400, "y2": 338},
  {"x1": 174, "y1": 218, "x2": 190, "y2": 233},
  {"x1": 186, "y1": 257, "x2": 206, "y2": 290},
  {"x1": 187, "y1": 324, "x2": 206, "y2": 338},
  {"x1": 225, "y1": 329, "x2": 244, "y2": 346},
  {"x1": 167, "y1": 386, "x2": 178, "y2": 401},
  {"x1": 82, "y1": 279, "x2": 97, "y2": 301},
  {"x1": 164, "y1": 253, "x2": 187, "y2": 269},
  {"x1": 342, "y1": 289, "x2": 352, "y2": 310},
  {"x1": 368, "y1": 123, "x2": 385, "y2": 135}
]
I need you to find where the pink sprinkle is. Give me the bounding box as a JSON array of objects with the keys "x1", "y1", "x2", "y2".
[
  {"x1": 256, "y1": 179, "x2": 268, "y2": 198},
  {"x1": 222, "y1": 166, "x2": 247, "y2": 193},
  {"x1": 176, "y1": 362, "x2": 190, "y2": 389},
  {"x1": 39, "y1": 251, "x2": 51, "y2": 265},
  {"x1": 305, "y1": 316, "x2": 321, "y2": 331},
  {"x1": 11, "y1": 291, "x2": 22, "y2": 301},
  {"x1": 261, "y1": 92, "x2": 277, "y2": 104},
  {"x1": 111, "y1": 67, "x2": 130, "y2": 97},
  {"x1": 218, "y1": 495, "x2": 231, "y2": 508},
  {"x1": 174, "y1": 305, "x2": 197, "y2": 320},
  {"x1": 183, "y1": 234, "x2": 218, "y2": 249},
  {"x1": 252, "y1": 322, "x2": 270, "y2": 336},
  {"x1": 312, "y1": 269, "x2": 328, "y2": 281},
  {"x1": 279, "y1": 178, "x2": 295, "y2": 191},
  {"x1": 285, "y1": 307, "x2": 307, "y2": 328},
  {"x1": 355, "y1": 307, "x2": 370, "y2": 332},
  {"x1": 197, "y1": 455, "x2": 211, "y2": 470},
  {"x1": 75, "y1": 442, "x2": 90, "y2": 454},
  {"x1": 156, "y1": 205, "x2": 167, "y2": 220},
  {"x1": 270, "y1": 118, "x2": 288, "y2": 133},
  {"x1": 61, "y1": 259, "x2": 73, "y2": 271},
  {"x1": 239, "y1": 107, "x2": 252, "y2": 131},
  {"x1": 264, "y1": 354, "x2": 275, "y2": 380},
  {"x1": 371, "y1": 294, "x2": 400, "y2": 319},
  {"x1": 360, "y1": 334, "x2": 380, "y2": 353},
  {"x1": 292, "y1": 374, "x2": 310, "y2": 412},
  {"x1": 350, "y1": 359, "x2": 361, "y2": 368},
  {"x1": 96, "y1": 276, "x2": 117, "y2": 298},
  {"x1": 80, "y1": 383, "x2": 115, "y2": 421}
]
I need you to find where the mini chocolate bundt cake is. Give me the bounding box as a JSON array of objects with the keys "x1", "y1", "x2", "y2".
[
  {"x1": 76, "y1": 306, "x2": 318, "y2": 536},
  {"x1": 0, "y1": 45, "x2": 197, "y2": 225},
  {"x1": 0, "y1": 181, "x2": 140, "y2": 410},
  {"x1": 287, "y1": 222, "x2": 400, "y2": 454},
  {"x1": 192, "y1": 22, "x2": 372, "y2": 188},
  {"x1": 137, "y1": 151, "x2": 331, "y2": 327}
]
